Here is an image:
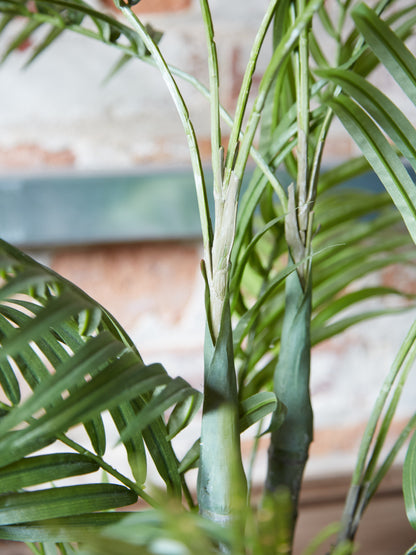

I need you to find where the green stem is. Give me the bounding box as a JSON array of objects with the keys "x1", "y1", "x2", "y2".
[
  {"x1": 266, "y1": 269, "x2": 313, "y2": 546},
  {"x1": 169, "y1": 64, "x2": 288, "y2": 207},
  {"x1": 116, "y1": 1, "x2": 213, "y2": 280},
  {"x1": 233, "y1": 0, "x2": 323, "y2": 188},
  {"x1": 296, "y1": 1, "x2": 310, "y2": 233},
  {"x1": 197, "y1": 301, "x2": 247, "y2": 528},
  {"x1": 199, "y1": 0, "x2": 222, "y2": 196},
  {"x1": 224, "y1": 0, "x2": 280, "y2": 187},
  {"x1": 337, "y1": 321, "x2": 416, "y2": 543},
  {"x1": 57, "y1": 433, "x2": 158, "y2": 507}
]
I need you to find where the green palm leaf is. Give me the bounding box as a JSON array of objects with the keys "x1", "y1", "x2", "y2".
[
  {"x1": 326, "y1": 94, "x2": 416, "y2": 244},
  {"x1": 0, "y1": 453, "x2": 99, "y2": 492},
  {"x1": 403, "y1": 429, "x2": 416, "y2": 530},
  {"x1": 0, "y1": 484, "x2": 137, "y2": 525},
  {"x1": 0, "y1": 239, "x2": 199, "y2": 511},
  {"x1": 0, "y1": 0, "x2": 162, "y2": 67},
  {"x1": 317, "y1": 67, "x2": 416, "y2": 169},
  {"x1": 352, "y1": 3, "x2": 416, "y2": 105},
  {"x1": 0, "y1": 513, "x2": 131, "y2": 543}
]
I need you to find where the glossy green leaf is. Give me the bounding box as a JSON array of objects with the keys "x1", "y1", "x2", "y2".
[
  {"x1": 0, "y1": 0, "x2": 162, "y2": 66},
  {"x1": 134, "y1": 397, "x2": 183, "y2": 497},
  {"x1": 0, "y1": 512, "x2": 130, "y2": 543},
  {"x1": 0, "y1": 356, "x2": 20, "y2": 405},
  {"x1": 403, "y1": 430, "x2": 416, "y2": 529},
  {"x1": 24, "y1": 26, "x2": 65, "y2": 68},
  {"x1": 352, "y1": 3, "x2": 416, "y2": 105},
  {"x1": 318, "y1": 67, "x2": 416, "y2": 169},
  {"x1": 318, "y1": 157, "x2": 370, "y2": 193},
  {"x1": 167, "y1": 391, "x2": 202, "y2": 440},
  {"x1": 178, "y1": 439, "x2": 200, "y2": 474},
  {"x1": 0, "y1": 361, "x2": 169, "y2": 468},
  {"x1": 0, "y1": 241, "x2": 191, "y2": 498},
  {"x1": 0, "y1": 484, "x2": 137, "y2": 525},
  {"x1": 0, "y1": 268, "x2": 54, "y2": 301},
  {"x1": 0, "y1": 454, "x2": 99, "y2": 492},
  {"x1": 0, "y1": 332, "x2": 124, "y2": 436},
  {"x1": 311, "y1": 306, "x2": 413, "y2": 346},
  {"x1": 326, "y1": 95, "x2": 416, "y2": 244},
  {"x1": 119, "y1": 378, "x2": 200, "y2": 444},
  {"x1": 1, "y1": 18, "x2": 41, "y2": 63},
  {"x1": 0, "y1": 291, "x2": 90, "y2": 365},
  {"x1": 239, "y1": 392, "x2": 277, "y2": 432},
  {"x1": 368, "y1": 414, "x2": 416, "y2": 502},
  {"x1": 78, "y1": 307, "x2": 102, "y2": 336},
  {"x1": 83, "y1": 417, "x2": 107, "y2": 458},
  {"x1": 312, "y1": 286, "x2": 414, "y2": 328},
  {"x1": 111, "y1": 404, "x2": 147, "y2": 486}
]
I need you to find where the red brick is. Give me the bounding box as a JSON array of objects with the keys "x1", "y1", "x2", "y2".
[
  {"x1": 132, "y1": 0, "x2": 191, "y2": 13},
  {"x1": 0, "y1": 144, "x2": 75, "y2": 169},
  {"x1": 100, "y1": 0, "x2": 191, "y2": 14},
  {"x1": 50, "y1": 242, "x2": 200, "y2": 329}
]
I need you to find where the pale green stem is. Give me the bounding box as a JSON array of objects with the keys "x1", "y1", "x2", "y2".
[
  {"x1": 364, "y1": 342, "x2": 416, "y2": 481},
  {"x1": 233, "y1": 0, "x2": 323, "y2": 187},
  {"x1": 199, "y1": 0, "x2": 222, "y2": 196},
  {"x1": 352, "y1": 322, "x2": 416, "y2": 486},
  {"x1": 295, "y1": 0, "x2": 310, "y2": 247},
  {"x1": 117, "y1": 2, "x2": 213, "y2": 280},
  {"x1": 367, "y1": 412, "x2": 416, "y2": 501},
  {"x1": 210, "y1": 170, "x2": 240, "y2": 339},
  {"x1": 168, "y1": 64, "x2": 288, "y2": 207},
  {"x1": 224, "y1": 0, "x2": 280, "y2": 187},
  {"x1": 337, "y1": 320, "x2": 416, "y2": 543},
  {"x1": 307, "y1": 0, "x2": 350, "y2": 207}
]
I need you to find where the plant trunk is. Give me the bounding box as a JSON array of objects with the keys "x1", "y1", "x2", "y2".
[
  {"x1": 265, "y1": 265, "x2": 313, "y2": 548},
  {"x1": 197, "y1": 299, "x2": 247, "y2": 537}
]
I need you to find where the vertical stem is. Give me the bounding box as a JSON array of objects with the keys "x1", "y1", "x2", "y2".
[
  {"x1": 266, "y1": 268, "x2": 313, "y2": 545},
  {"x1": 223, "y1": 0, "x2": 280, "y2": 189},
  {"x1": 116, "y1": 2, "x2": 213, "y2": 281},
  {"x1": 232, "y1": 0, "x2": 323, "y2": 191},
  {"x1": 197, "y1": 1, "x2": 247, "y2": 535},
  {"x1": 199, "y1": 0, "x2": 222, "y2": 197},
  {"x1": 265, "y1": 2, "x2": 314, "y2": 550},
  {"x1": 198, "y1": 299, "x2": 247, "y2": 529},
  {"x1": 337, "y1": 321, "x2": 416, "y2": 544},
  {"x1": 296, "y1": 0, "x2": 310, "y2": 248}
]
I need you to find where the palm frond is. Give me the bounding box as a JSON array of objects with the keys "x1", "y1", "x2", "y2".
[
  {"x1": 0, "y1": 0, "x2": 162, "y2": 70},
  {"x1": 0, "y1": 239, "x2": 201, "y2": 540}
]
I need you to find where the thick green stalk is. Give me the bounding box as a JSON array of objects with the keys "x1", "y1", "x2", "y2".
[
  {"x1": 197, "y1": 0, "x2": 247, "y2": 533},
  {"x1": 197, "y1": 299, "x2": 247, "y2": 528},
  {"x1": 265, "y1": 267, "x2": 313, "y2": 543}
]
